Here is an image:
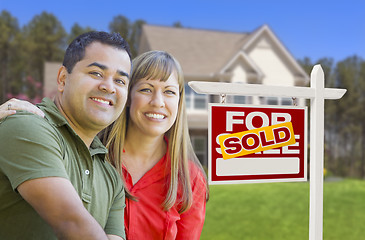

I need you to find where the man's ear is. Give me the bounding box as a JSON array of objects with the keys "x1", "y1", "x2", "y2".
[{"x1": 57, "y1": 66, "x2": 68, "y2": 93}]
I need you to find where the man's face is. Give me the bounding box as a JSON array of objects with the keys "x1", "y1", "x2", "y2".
[{"x1": 57, "y1": 41, "x2": 131, "y2": 136}]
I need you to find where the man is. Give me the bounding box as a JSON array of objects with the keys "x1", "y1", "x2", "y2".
[{"x1": 0, "y1": 31, "x2": 131, "y2": 239}]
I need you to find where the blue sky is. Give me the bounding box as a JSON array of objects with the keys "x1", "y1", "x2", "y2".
[{"x1": 1, "y1": 0, "x2": 364, "y2": 63}]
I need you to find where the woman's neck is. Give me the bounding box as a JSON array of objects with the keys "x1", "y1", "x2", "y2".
[{"x1": 123, "y1": 131, "x2": 167, "y2": 184}]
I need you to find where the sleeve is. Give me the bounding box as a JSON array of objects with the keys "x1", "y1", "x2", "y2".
[
  {"x1": 175, "y1": 164, "x2": 207, "y2": 240},
  {"x1": 0, "y1": 113, "x2": 69, "y2": 190},
  {"x1": 104, "y1": 172, "x2": 126, "y2": 239}
]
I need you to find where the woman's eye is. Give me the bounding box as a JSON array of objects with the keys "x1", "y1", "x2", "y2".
[
  {"x1": 165, "y1": 90, "x2": 176, "y2": 95},
  {"x1": 140, "y1": 88, "x2": 152, "y2": 93}
]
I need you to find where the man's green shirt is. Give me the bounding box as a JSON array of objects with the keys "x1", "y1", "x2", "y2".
[{"x1": 0, "y1": 98, "x2": 125, "y2": 239}]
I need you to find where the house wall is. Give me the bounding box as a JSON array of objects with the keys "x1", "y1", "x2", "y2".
[
  {"x1": 44, "y1": 62, "x2": 61, "y2": 100},
  {"x1": 231, "y1": 63, "x2": 248, "y2": 83},
  {"x1": 248, "y1": 38, "x2": 295, "y2": 87}
]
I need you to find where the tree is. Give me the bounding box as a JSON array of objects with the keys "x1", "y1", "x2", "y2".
[
  {"x1": 173, "y1": 21, "x2": 183, "y2": 28},
  {"x1": 22, "y1": 11, "x2": 66, "y2": 97},
  {"x1": 0, "y1": 10, "x2": 20, "y2": 102},
  {"x1": 297, "y1": 57, "x2": 313, "y2": 78},
  {"x1": 109, "y1": 15, "x2": 130, "y2": 39},
  {"x1": 67, "y1": 23, "x2": 95, "y2": 44},
  {"x1": 128, "y1": 19, "x2": 146, "y2": 57},
  {"x1": 298, "y1": 56, "x2": 365, "y2": 178},
  {"x1": 359, "y1": 61, "x2": 365, "y2": 178},
  {"x1": 109, "y1": 15, "x2": 145, "y2": 58},
  {"x1": 328, "y1": 56, "x2": 365, "y2": 177}
]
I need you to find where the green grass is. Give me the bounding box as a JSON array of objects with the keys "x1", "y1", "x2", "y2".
[{"x1": 200, "y1": 179, "x2": 365, "y2": 240}]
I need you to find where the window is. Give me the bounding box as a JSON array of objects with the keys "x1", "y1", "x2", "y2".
[
  {"x1": 192, "y1": 136, "x2": 206, "y2": 166},
  {"x1": 225, "y1": 95, "x2": 252, "y2": 104},
  {"x1": 233, "y1": 95, "x2": 246, "y2": 104},
  {"x1": 185, "y1": 84, "x2": 207, "y2": 110},
  {"x1": 267, "y1": 97, "x2": 278, "y2": 105},
  {"x1": 281, "y1": 97, "x2": 292, "y2": 106},
  {"x1": 261, "y1": 97, "x2": 293, "y2": 106}
]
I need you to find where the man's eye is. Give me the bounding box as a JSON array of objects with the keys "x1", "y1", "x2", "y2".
[
  {"x1": 90, "y1": 72, "x2": 102, "y2": 77},
  {"x1": 115, "y1": 79, "x2": 126, "y2": 85}
]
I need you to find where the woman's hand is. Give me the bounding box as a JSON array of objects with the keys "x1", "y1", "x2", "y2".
[{"x1": 0, "y1": 98, "x2": 45, "y2": 119}]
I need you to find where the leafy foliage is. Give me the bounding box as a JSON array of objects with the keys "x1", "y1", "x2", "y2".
[
  {"x1": 67, "y1": 23, "x2": 95, "y2": 45},
  {"x1": 299, "y1": 56, "x2": 365, "y2": 178},
  {"x1": 109, "y1": 15, "x2": 146, "y2": 58},
  {"x1": 0, "y1": 10, "x2": 20, "y2": 102}
]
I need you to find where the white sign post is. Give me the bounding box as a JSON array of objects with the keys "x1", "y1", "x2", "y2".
[{"x1": 188, "y1": 65, "x2": 346, "y2": 240}]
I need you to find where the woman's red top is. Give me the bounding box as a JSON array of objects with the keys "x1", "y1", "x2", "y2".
[{"x1": 122, "y1": 152, "x2": 207, "y2": 240}]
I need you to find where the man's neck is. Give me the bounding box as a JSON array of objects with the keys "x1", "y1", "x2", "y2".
[{"x1": 54, "y1": 98, "x2": 96, "y2": 148}]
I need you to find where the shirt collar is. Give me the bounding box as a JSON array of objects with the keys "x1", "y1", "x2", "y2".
[{"x1": 37, "y1": 97, "x2": 108, "y2": 160}]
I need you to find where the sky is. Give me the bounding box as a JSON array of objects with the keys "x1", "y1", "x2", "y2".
[{"x1": 1, "y1": 0, "x2": 364, "y2": 63}]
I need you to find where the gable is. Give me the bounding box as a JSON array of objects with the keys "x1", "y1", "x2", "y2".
[
  {"x1": 221, "y1": 52, "x2": 264, "y2": 84},
  {"x1": 243, "y1": 26, "x2": 309, "y2": 86}
]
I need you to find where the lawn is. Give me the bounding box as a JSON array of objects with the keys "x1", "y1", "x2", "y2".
[{"x1": 200, "y1": 179, "x2": 365, "y2": 240}]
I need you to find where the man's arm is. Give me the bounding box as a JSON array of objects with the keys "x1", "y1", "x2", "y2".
[{"x1": 18, "y1": 177, "x2": 110, "y2": 240}]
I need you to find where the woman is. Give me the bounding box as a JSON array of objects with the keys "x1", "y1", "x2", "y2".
[{"x1": 1, "y1": 51, "x2": 208, "y2": 240}]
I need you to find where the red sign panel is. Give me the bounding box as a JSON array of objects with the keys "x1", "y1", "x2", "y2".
[{"x1": 209, "y1": 104, "x2": 307, "y2": 184}]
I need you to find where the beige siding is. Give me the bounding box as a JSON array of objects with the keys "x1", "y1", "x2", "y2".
[
  {"x1": 249, "y1": 38, "x2": 295, "y2": 87},
  {"x1": 44, "y1": 62, "x2": 61, "y2": 99}
]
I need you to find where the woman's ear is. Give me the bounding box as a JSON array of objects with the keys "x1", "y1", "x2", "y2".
[{"x1": 57, "y1": 66, "x2": 68, "y2": 93}]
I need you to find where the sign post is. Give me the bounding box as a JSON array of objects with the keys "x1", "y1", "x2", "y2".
[
  {"x1": 188, "y1": 65, "x2": 346, "y2": 240},
  {"x1": 309, "y1": 66, "x2": 325, "y2": 240}
]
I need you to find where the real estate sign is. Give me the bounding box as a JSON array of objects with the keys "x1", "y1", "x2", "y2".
[{"x1": 209, "y1": 103, "x2": 307, "y2": 184}]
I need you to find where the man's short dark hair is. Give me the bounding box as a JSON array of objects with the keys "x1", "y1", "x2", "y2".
[{"x1": 63, "y1": 31, "x2": 132, "y2": 73}]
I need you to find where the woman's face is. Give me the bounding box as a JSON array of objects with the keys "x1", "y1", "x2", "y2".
[{"x1": 128, "y1": 73, "x2": 180, "y2": 138}]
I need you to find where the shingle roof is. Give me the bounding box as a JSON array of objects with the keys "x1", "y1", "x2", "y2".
[{"x1": 139, "y1": 25, "x2": 251, "y2": 77}]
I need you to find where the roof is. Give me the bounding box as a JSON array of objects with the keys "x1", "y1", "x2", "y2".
[
  {"x1": 139, "y1": 24, "x2": 309, "y2": 84},
  {"x1": 139, "y1": 25, "x2": 250, "y2": 77}
]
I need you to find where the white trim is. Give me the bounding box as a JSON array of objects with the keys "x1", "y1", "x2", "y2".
[
  {"x1": 188, "y1": 81, "x2": 346, "y2": 100},
  {"x1": 219, "y1": 51, "x2": 265, "y2": 81}
]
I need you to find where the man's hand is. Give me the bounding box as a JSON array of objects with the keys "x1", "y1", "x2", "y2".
[{"x1": 18, "y1": 177, "x2": 109, "y2": 240}]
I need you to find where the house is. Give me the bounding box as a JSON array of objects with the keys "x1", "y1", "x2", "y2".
[
  {"x1": 139, "y1": 25, "x2": 309, "y2": 165},
  {"x1": 137, "y1": 24, "x2": 309, "y2": 167},
  {"x1": 43, "y1": 24, "x2": 309, "y2": 167}
]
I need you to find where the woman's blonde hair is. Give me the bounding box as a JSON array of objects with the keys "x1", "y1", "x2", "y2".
[{"x1": 104, "y1": 50, "x2": 208, "y2": 213}]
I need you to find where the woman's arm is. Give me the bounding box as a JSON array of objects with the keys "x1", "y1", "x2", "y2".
[{"x1": 0, "y1": 98, "x2": 44, "y2": 119}]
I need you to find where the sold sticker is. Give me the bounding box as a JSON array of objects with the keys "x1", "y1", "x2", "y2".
[{"x1": 218, "y1": 122, "x2": 296, "y2": 159}]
